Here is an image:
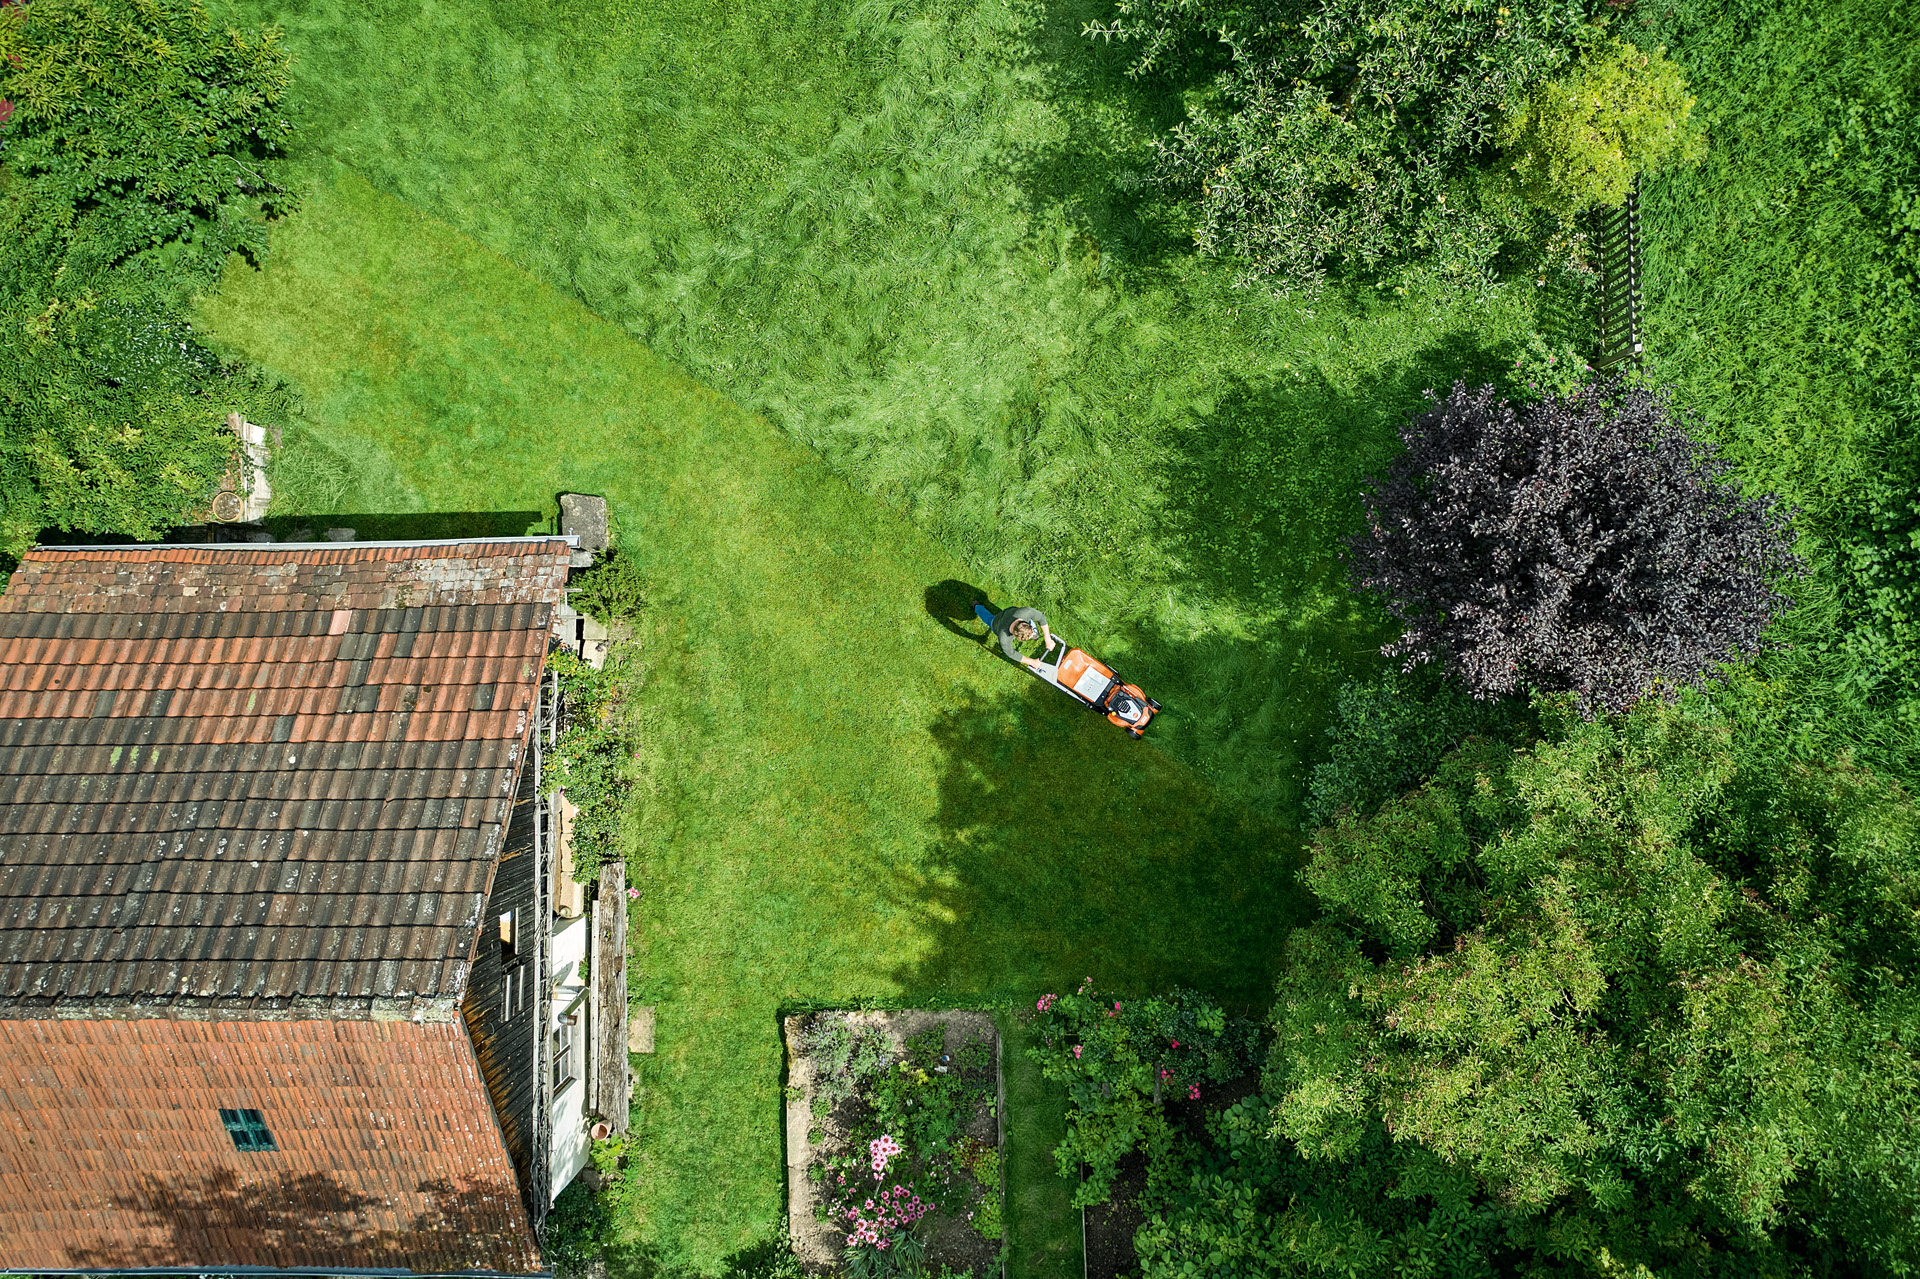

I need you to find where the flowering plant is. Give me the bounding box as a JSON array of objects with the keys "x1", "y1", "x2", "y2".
[
  {"x1": 1028, "y1": 981, "x2": 1262, "y2": 1207},
  {"x1": 803, "y1": 1017, "x2": 1002, "y2": 1268},
  {"x1": 816, "y1": 1135, "x2": 933, "y2": 1260}
]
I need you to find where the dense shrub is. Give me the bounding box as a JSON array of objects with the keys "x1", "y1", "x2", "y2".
[
  {"x1": 549, "y1": 649, "x2": 635, "y2": 882},
  {"x1": 1254, "y1": 698, "x2": 1920, "y2": 1275},
  {"x1": 0, "y1": 0, "x2": 296, "y2": 557},
  {"x1": 1499, "y1": 39, "x2": 1705, "y2": 216},
  {"x1": 798, "y1": 1018, "x2": 892, "y2": 1115},
  {"x1": 1304, "y1": 667, "x2": 1528, "y2": 827},
  {"x1": 570, "y1": 549, "x2": 647, "y2": 626},
  {"x1": 1028, "y1": 983, "x2": 1260, "y2": 1208},
  {"x1": 542, "y1": 1178, "x2": 612, "y2": 1278},
  {"x1": 1348, "y1": 377, "x2": 1806, "y2": 714}
]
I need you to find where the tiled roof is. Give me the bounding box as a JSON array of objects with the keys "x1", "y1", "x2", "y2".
[
  {"x1": 0, "y1": 1016, "x2": 543, "y2": 1272},
  {"x1": 0, "y1": 541, "x2": 571, "y2": 1015}
]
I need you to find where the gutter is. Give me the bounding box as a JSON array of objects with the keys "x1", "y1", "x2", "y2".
[{"x1": 33, "y1": 535, "x2": 582, "y2": 551}]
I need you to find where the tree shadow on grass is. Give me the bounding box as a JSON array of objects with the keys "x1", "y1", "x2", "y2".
[
  {"x1": 1156, "y1": 329, "x2": 1512, "y2": 614},
  {"x1": 887, "y1": 680, "x2": 1315, "y2": 1012},
  {"x1": 999, "y1": 0, "x2": 1226, "y2": 278}
]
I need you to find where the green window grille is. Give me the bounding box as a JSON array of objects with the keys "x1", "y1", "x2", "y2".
[{"x1": 219, "y1": 1108, "x2": 277, "y2": 1152}]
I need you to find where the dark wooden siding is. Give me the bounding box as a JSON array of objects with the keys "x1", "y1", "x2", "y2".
[{"x1": 462, "y1": 730, "x2": 551, "y2": 1229}]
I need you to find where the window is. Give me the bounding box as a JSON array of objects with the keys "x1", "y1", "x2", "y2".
[
  {"x1": 499, "y1": 910, "x2": 517, "y2": 959},
  {"x1": 553, "y1": 1012, "x2": 580, "y2": 1094},
  {"x1": 502, "y1": 965, "x2": 529, "y2": 1022},
  {"x1": 218, "y1": 1108, "x2": 276, "y2": 1152}
]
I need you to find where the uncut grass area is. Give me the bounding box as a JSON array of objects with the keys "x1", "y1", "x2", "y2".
[
  {"x1": 213, "y1": 0, "x2": 1554, "y2": 823},
  {"x1": 195, "y1": 169, "x2": 1311, "y2": 1272},
  {"x1": 1627, "y1": 0, "x2": 1920, "y2": 761}
]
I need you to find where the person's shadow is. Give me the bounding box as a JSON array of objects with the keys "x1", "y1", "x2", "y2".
[{"x1": 924, "y1": 580, "x2": 996, "y2": 642}]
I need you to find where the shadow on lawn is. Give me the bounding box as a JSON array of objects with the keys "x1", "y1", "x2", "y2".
[
  {"x1": 888, "y1": 679, "x2": 1314, "y2": 1012},
  {"x1": 1156, "y1": 329, "x2": 1510, "y2": 615}
]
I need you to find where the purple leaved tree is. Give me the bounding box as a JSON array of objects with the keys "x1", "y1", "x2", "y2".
[{"x1": 1348, "y1": 377, "x2": 1806, "y2": 715}]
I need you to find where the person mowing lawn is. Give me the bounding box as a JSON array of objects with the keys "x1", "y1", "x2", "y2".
[{"x1": 974, "y1": 603, "x2": 1056, "y2": 672}]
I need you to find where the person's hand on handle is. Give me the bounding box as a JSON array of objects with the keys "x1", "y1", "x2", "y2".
[{"x1": 1041, "y1": 623, "x2": 1056, "y2": 652}]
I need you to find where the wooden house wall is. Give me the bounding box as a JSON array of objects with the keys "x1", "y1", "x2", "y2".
[{"x1": 461, "y1": 731, "x2": 551, "y2": 1229}]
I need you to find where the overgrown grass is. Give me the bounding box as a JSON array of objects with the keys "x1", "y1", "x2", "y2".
[
  {"x1": 195, "y1": 169, "x2": 1315, "y2": 1272},
  {"x1": 213, "y1": 0, "x2": 1553, "y2": 821},
  {"x1": 1631, "y1": 0, "x2": 1920, "y2": 763}
]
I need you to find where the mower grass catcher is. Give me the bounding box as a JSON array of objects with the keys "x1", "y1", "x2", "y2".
[{"x1": 1033, "y1": 639, "x2": 1161, "y2": 738}]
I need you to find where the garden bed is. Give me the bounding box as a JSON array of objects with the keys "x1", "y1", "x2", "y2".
[
  {"x1": 1080, "y1": 1151, "x2": 1145, "y2": 1279},
  {"x1": 784, "y1": 1010, "x2": 1005, "y2": 1276}
]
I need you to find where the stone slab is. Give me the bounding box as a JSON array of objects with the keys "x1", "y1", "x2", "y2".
[
  {"x1": 560, "y1": 493, "x2": 609, "y2": 554},
  {"x1": 630, "y1": 1005, "x2": 655, "y2": 1054}
]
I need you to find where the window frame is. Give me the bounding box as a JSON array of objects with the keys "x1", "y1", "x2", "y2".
[
  {"x1": 552, "y1": 992, "x2": 586, "y2": 1095},
  {"x1": 218, "y1": 1107, "x2": 277, "y2": 1153}
]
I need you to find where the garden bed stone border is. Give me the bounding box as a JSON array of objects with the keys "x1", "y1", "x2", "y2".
[{"x1": 782, "y1": 1009, "x2": 1004, "y2": 1272}]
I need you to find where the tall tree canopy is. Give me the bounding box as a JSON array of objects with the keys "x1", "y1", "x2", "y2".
[
  {"x1": 1137, "y1": 699, "x2": 1920, "y2": 1278},
  {"x1": 0, "y1": 0, "x2": 296, "y2": 558},
  {"x1": 1089, "y1": 0, "x2": 1700, "y2": 288},
  {"x1": 1347, "y1": 378, "x2": 1805, "y2": 714}
]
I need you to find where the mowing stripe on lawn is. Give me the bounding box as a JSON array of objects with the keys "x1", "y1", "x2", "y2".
[{"x1": 195, "y1": 167, "x2": 1311, "y2": 1274}]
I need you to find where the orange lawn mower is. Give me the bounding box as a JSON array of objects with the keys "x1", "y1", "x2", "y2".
[{"x1": 1033, "y1": 636, "x2": 1162, "y2": 739}]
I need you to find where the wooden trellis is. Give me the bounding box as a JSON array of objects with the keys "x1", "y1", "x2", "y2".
[{"x1": 1593, "y1": 179, "x2": 1644, "y2": 371}]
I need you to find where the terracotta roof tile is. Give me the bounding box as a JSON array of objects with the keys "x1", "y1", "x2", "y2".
[
  {"x1": 0, "y1": 542, "x2": 568, "y2": 1012},
  {"x1": 0, "y1": 1018, "x2": 540, "y2": 1272}
]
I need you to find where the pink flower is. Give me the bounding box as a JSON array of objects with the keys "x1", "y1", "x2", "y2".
[
  {"x1": 626, "y1": 886, "x2": 640, "y2": 900},
  {"x1": 1160, "y1": 1069, "x2": 1169, "y2": 1079},
  {"x1": 1189, "y1": 1084, "x2": 1202, "y2": 1099},
  {"x1": 865, "y1": 1199, "x2": 874, "y2": 1209},
  {"x1": 1171, "y1": 1039, "x2": 1179, "y2": 1048},
  {"x1": 1072, "y1": 1044, "x2": 1082, "y2": 1058}
]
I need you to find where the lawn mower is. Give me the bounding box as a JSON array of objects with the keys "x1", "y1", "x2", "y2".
[{"x1": 1032, "y1": 637, "x2": 1161, "y2": 738}]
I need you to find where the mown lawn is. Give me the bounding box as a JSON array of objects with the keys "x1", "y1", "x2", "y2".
[{"x1": 197, "y1": 168, "x2": 1312, "y2": 1272}]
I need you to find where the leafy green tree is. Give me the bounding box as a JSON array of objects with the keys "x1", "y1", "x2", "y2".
[
  {"x1": 1219, "y1": 698, "x2": 1920, "y2": 1277},
  {"x1": 1500, "y1": 40, "x2": 1706, "y2": 216},
  {"x1": 0, "y1": 0, "x2": 296, "y2": 558},
  {"x1": 1092, "y1": 0, "x2": 1603, "y2": 289}
]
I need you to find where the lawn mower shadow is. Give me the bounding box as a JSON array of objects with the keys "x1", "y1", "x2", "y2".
[{"x1": 924, "y1": 579, "x2": 996, "y2": 642}]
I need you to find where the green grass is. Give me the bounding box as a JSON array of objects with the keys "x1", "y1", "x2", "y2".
[
  {"x1": 196, "y1": 168, "x2": 1313, "y2": 1272},
  {"x1": 1629, "y1": 0, "x2": 1920, "y2": 760},
  {"x1": 998, "y1": 1011, "x2": 1080, "y2": 1279},
  {"x1": 214, "y1": 0, "x2": 1552, "y2": 822}
]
